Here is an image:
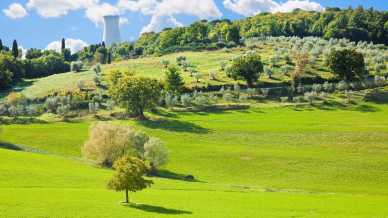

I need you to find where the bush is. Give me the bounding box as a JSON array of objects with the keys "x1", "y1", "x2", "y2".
[
  {"x1": 83, "y1": 123, "x2": 167, "y2": 168},
  {"x1": 180, "y1": 94, "x2": 193, "y2": 107},
  {"x1": 83, "y1": 123, "x2": 144, "y2": 167},
  {"x1": 44, "y1": 96, "x2": 59, "y2": 113},
  {"x1": 144, "y1": 137, "x2": 168, "y2": 173},
  {"x1": 71, "y1": 61, "x2": 83, "y2": 72}
]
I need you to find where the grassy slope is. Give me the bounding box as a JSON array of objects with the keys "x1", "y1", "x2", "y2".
[
  {"x1": 1, "y1": 149, "x2": 388, "y2": 218},
  {"x1": 2, "y1": 99, "x2": 388, "y2": 217},
  {"x1": 18, "y1": 70, "x2": 95, "y2": 99},
  {"x1": 1, "y1": 43, "x2": 339, "y2": 100}
]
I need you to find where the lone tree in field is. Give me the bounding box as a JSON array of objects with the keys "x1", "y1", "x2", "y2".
[
  {"x1": 327, "y1": 49, "x2": 366, "y2": 81},
  {"x1": 12, "y1": 40, "x2": 18, "y2": 59},
  {"x1": 108, "y1": 156, "x2": 153, "y2": 204},
  {"x1": 226, "y1": 52, "x2": 263, "y2": 87},
  {"x1": 164, "y1": 66, "x2": 184, "y2": 95},
  {"x1": 109, "y1": 71, "x2": 162, "y2": 119}
]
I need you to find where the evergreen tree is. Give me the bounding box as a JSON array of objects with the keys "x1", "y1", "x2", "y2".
[
  {"x1": 61, "y1": 38, "x2": 66, "y2": 52},
  {"x1": 0, "y1": 39, "x2": 3, "y2": 51},
  {"x1": 107, "y1": 51, "x2": 112, "y2": 64},
  {"x1": 12, "y1": 40, "x2": 18, "y2": 59}
]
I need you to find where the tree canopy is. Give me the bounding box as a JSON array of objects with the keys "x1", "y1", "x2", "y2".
[
  {"x1": 109, "y1": 71, "x2": 162, "y2": 119},
  {"x1": 226, "y1": 52, "x2": 264, "y2": 87},
  {"x1": 327, "y1": 49, "x2": 366, "y2": 81},
  {"x1": 107, "y1": 156, "x2": 153, "y2": 203}
]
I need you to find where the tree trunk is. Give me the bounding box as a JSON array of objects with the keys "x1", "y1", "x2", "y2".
[
  {"x1": 138, "y1": 112, "x2": 146, "y2": 120},
  {"x1": 125, "y1": 189, "x2": 129, "y2": 203}
]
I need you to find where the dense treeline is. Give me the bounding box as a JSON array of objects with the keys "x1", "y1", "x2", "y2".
[
  {"x1": 0, "y1": 40, "x2": 71, "y2": 90},
  {"x1": 132, "y1": 7, "x2": 387, "y2": 56}
]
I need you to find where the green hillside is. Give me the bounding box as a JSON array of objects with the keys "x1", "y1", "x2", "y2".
[{"x1": 2, "y1": 90, "x2": 388, "y2": 217}]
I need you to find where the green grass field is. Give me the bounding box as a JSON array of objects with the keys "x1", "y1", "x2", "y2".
[{"x1": 2, "y1": 94, "x2": 388, "y2": 217}]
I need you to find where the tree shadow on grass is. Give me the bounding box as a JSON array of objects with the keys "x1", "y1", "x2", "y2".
[
  {"x1": 364, "y1": 90, "x2": 388, "y2": 104},
  {"x1": 137, "y1": 119, "x2": 209, "y2": 134},
  {"x1": 127, "y1": 203, "x2": 192, "y2": 215},
  {"x1": 352, "y1": 104, "x2": 380, "y2": 112},
  {"x1": 152, "y1": 169, "x2": 203, "y2": 183},
  {"x1": 0, "y1": 142, "x2": 24, "y2": 151}
]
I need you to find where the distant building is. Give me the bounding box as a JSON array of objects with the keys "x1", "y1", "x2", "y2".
[{"x1": 103, "y1": 15, "x2": 121, "y2": 46}]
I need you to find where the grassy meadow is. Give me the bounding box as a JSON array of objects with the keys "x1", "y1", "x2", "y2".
[{"x1": 2, "y1": 94, "x2": 388, "y2": 217}]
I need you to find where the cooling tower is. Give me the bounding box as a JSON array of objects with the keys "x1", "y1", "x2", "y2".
[{"x1": 103, "y1": 15, "x2": 121, "y2": 46}]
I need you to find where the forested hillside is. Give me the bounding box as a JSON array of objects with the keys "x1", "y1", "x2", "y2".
[{"x1": 133, "y1": 7, "x2": 388, "y2": 55}]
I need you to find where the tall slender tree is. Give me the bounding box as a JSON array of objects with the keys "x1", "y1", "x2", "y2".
[
  {"x1": 0, "y1": 39, "x2": 3, "y2": 51},
  {"x1": 12, "y1": 40, "x2": 18, "y2": 59},
  {"x1": 61, "y1": 38, "x2": 66, "y2": 52}
]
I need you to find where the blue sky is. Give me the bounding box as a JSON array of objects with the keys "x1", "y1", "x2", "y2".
[{"x1": 0, "y1": 0, "x2": 387, "y2": 51}]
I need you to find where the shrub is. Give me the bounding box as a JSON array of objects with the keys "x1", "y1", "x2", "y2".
[
  {"x1": 44, "y1": 96, "x2": 59, "y2": 113},
  {"x1": 304, "y1": 92, "x2": 316, "y2": 104},
  {"x1": 144, "y1": 137, "x2": 168, "y2": 173},
  {"x1": 194, "y1": 94, "x2": 215, "y2": 106},
  {"x1": 312, "y1": 84, "x2": 322, "y2": 93},
  {"x1": 56, "y1": 104, "x2": 71, "y2": 120},
  {"x1": 176, "y1": 56, "x2": 186, "y2": 66},
  {"x1": 323, "y1": 82, "x2": 335, "y2": 92},
  {"x1": 208, "y1": 71, "x2": 216, "y2": 80},
  {"x1": 6, "y1": 92, "x2": 26, "y2": 106},
  {"x1": 88, "y1": 102, "x2": 100, "y2": 114},
  {"x1": 92, "y1": 64, "x2": 102, "y2": 75},
  {"x1": 71, "y1": 61, "x2": 83, "y2": 72},
  {"x1": 180, "y1": 94, "x2": 193, "y2": 107},
  {"x1": 83, "y1": 123, "x2": 142, "y2": 167},
  {"x1": 336, "y1": 81, "x2": 349, "y2": 91},
  {"x1": 160, "y1": 60, "x2": 170, "y2": 68},
  {"x1": 164, "y1": 92, "x2": 178, "y2": 108}
]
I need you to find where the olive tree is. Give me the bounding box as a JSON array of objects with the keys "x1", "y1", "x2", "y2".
[
  {"x1": 144, "y1": 138, "x2": 168, "y2": 174},
  {"x1": 164, "y1": 66, "x2": 184, "y2": 95}
]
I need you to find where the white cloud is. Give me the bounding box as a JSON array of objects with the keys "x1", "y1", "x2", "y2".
[
  {"x1": 46, "y1": 38, "x2": 88, "y2": 54},
  {"x1": 223, "y1": 0, "x2": 278, "y2": 16},
  {"x1": 223, "y1": 0, "x2": 324, "y2": 16},
  {"x1": 117, "y1": 0, "x2": 158, "y2": 15},
  {"x1": 26, "y1": 0, "x2": 128, "y2": 27},
  {"x1": 118, "y1": 0, "x2": 222, "y2": 33},
  {"x1": 3, "y1": 3, "x2": 28, "y2": 19},
  {"x1": 273, "y1": 0, "x2": 324, "y2": 13},
  {"x1": 26, "y1": 0, "x2": 98, "y2": 17},
  {"x1": 142, "y1": 15, "x2": 184, "y2": 33}
]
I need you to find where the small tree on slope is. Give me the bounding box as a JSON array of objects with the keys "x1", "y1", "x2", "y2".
[{"x1": 107, "y1": 156, "x2": 153, "y2": 204}]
